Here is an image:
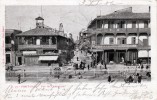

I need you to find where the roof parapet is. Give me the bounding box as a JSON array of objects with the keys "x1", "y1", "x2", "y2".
[{"x1": 114, "y1": 7, "x2": 132, "y2": 13}]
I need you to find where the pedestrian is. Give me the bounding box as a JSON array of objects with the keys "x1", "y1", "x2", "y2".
[
  {"x1": 138, "y1": 75, "x2": 142, "y2": 83},
  {"x1": 108, "y1": 75, "x2": 111, "y2": 83},
  {"x1": 87, "y1": 64, "x2": 90, "y2": 70},
  {"x1": 146, "y1": 65, "x2": 149, "y2": 69},
  {"x1": 104, "y1": 63, "x2": 107, "y2": 69},
  {"x1": 141, "y1": 64, "x2": 144, "y2": 69},
  {"x1": 78, "y1": 72, "x2": 82, "y2": 79},
  {"x1": 128, "y1": 75, "x2": 133, "y2": 83},
  {"x1": 50, "y1": 67, "x2": 52, "y2": 76},
  {"x1": 17, "y1": 74, "x2": 21, "y2": 84},
  {"x1": 24, "y1": 69, "x2": 26, "y2": 77},
  {"x1": 10, "y1": 64, "x2": 13, "y2": 71}
]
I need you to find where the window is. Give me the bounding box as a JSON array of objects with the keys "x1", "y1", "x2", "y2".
[
  {"x1": 118, "y1": 21, "x2": 125, "y2": 28},
  {"x1": 108, "y1": 21, "x2": 114, "y2": 28},
  {"x1": 109, "y1": 38, "x2": 114, "y2": 44},
  {"x1": 41, "y1": 37, "x2": 49, "y2": 45},
  {"x1": 144, "y1": 21, "x2": 149, "y2": 28},
  {"x1": 131, "y1": 37, "x2": 136, "y2": 44},
  {"x1": 6, "y1": 54, "x2": 10, "y2": 64},
  {"x1": 117, "y1": 38, "x2": 126, "y2": 44},
  {"x1": 97, "y1": 20, "x2": 103, "y2": 28},
  {"x1": 132, "y1": 21, "x2": 136, "y2": 28},
  {"x1": 143, "y1": 39, "x2": 148, "y2": 46},
  {"x1": 5, "y1": 36, "x2": 11, "y2": 44}
]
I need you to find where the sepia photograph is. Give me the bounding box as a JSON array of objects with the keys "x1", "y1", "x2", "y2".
[{"x1": 5, "y1": 5, "x2": 151, "y2": 84}]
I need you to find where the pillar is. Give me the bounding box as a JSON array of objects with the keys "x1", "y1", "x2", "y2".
[
  {"x1": 22, "y1": 56, "x2": 24, "y2": 65},
  {"x1": 147, "y1": 34, "x2": 149, "y2": 46},
  {"x1": 147, "y1": 50, "x2": 149, "y2": 64},
  {"x1": 114, "y1": 50, "x2": 117, "y2": 63},
  {"x1": 105, "y1": 51, "x2": 107, "y2": 63},
  {"x1": 125, "y1": 49, "x2": 127, "y2": 62},
  {"x1": 49, "y1": 37, "x2": 52, "y2": 45},
  {"x1": 33, "y1": 37, "x2": 35, "y2": 45}
]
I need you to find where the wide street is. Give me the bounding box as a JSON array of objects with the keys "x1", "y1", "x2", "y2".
[{"x1": 6, "y1": 63, "x2": 151, "y2": 83}]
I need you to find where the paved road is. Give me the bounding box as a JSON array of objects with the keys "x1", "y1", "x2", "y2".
[{"x1": 6, "y1": 64, "x2": 151, "y2": 83}]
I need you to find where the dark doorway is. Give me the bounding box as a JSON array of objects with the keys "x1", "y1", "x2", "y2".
[
  {"x1": 109, "y1": 52, "x2": 114, "y2": 62},
  {"x1": 18, "y1": 57, "x2": 22, "y2": 65},
  {"x1": 6, "y1": 54, "x2": 10, "y2": 64},
  {"x1": 119, "y1": 52, "x2": 125, "y2": 63}
]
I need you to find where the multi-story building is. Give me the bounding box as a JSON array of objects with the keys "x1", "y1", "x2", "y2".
[
  {"x1": 5, "y1": 29, "x2": 22, "y2": 66},
  {"x1": 16, "y1": 16, "x2": 74, "y2": 66},
  {"x1": 80, "y1": 7, "x2": 151, "y2": 64}
]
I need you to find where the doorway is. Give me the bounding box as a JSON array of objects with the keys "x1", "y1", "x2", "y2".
[
  {"x1": 18, "y1": 57, "x2": 22, "y2": 65},
  {"x1": 119, "y1": 52, "x2": 125, "y2": 63},
  {"x1": 108, "y1": 52, "x2": 114, "y2": 62}
]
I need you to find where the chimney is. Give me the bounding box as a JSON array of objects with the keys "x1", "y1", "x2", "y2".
[{"x1": 149, "y1": 6, "x2": 151, "y2": 13}]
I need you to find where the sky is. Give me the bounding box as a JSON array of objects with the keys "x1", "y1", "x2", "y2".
[{"x1": 5, "y1": 5, "x2": 149, "y2": 40}]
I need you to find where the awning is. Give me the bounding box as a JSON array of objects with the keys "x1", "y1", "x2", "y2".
[{"x1": 38, "y1": 56, "x2": 58, "y2": 61}]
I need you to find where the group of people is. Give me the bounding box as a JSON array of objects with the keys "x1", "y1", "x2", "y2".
[{"x1": 124, "y1": 73, "x2": 142, "y2": 83}]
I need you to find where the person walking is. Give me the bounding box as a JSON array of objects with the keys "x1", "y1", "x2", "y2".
[
  {"x1": 87, "y1": 64, "x2": 90, "y2": 70},
  {"x1": 108, "y1": 75, "x2": 111, "y2": 83},
  {"x1": 104, "y1": 63, "x2": 107, "y2": 69},
  {"x1": 17, "y1": 74, "x2": 21, "y2": 84},
  {"x1": 138, "y1": 74, "x2": 142, "y2": 83}
]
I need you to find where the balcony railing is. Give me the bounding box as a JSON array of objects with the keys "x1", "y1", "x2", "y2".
[
  {"x1": 18, "y1": 44, "x2": 57, "y2": 50},
  {"x1": 139, "y1": 28, "x2": 150, "y2": 33},
  {"x1": 5, "y1": 44, "x2": 12, "y2": 48},
  {"x1": 92, "y1": 44, "x2": 138, "y2": 50},
  {"x1": 88, "y1": 28, "x2": 150, "y2": 34}
]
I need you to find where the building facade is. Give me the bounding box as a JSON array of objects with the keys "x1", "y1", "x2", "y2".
[
  {"x1": 16, "y1": 16, "x2": 74, "y2": 66},
  {"x1": 80, "y1": 7, "x2": 151, "y2": 64},
  {"x1": 5, "y1": 29, "x2": 22, "y2": 66}
]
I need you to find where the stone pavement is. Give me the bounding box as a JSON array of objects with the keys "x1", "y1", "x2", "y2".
[{"x1": 6, "y1": 63, "x2": 151, "y2": 83}]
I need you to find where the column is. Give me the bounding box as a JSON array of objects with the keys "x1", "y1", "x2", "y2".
[
  {"x1": 114, "y1": 50, "x2": 117, "y2": 63},
  {"x1": 33, "y1": 37, "x2": 35, "y2": 45},
  {"x1": 49, "y1": 37, "x2": 52, "y2": 45},
  {"x1": 102, "y1": 50, "x2": 104, "y2": 65},
  {"x1": 114, "y1": 35, "x2": 117, "y2": 44},
  {"x1": 125, "y1": 49, "x2": 127, "y2": 62},
  {"x1": 147, "y1": 34, "x2": 149, "y2": 46},
  {"x1": 136, "y1": 50, "x2": 138, "y2": 64},
  {"x1": 96, "y1": 20, "x2": 98, "y2": 28},
  {"x1": 55, "y1": 36, "x2": 58, "y2": 48},
  {"x1": 105, "y1": 51, "x2": 107, "y2": 63},
  {"x1": 147, "y1": 50, "x2": 149, "y2": 64},
  {"x1": 22, "y1": 56, "x2": 24, "y2": 65},
  {"x1": 102, "y1": 34, "x2": 105, "y2": 45},
  {"x1": 22, "y1": 37, "x2": 24, "y2": 44}
]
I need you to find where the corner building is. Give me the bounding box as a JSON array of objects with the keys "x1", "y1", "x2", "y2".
[
  {"x1": 16, "y1": 17, "x2": 74, "y2": 66},
  {"x1": 82, "y1": 7, "x2": 151, "y2": 64}
]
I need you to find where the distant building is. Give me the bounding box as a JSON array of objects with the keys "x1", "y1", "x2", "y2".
[
  {"x1": 5, "y1": 29, "x2": 22, "y2": 66},
  {"x1": 16, "y1": 16, "x2": 74, "y2": 66},
  {"x1": 80, "y1": 7, "x2": 151, "y2": 64}
]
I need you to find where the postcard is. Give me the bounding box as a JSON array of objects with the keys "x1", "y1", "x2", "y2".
[{"x1": 0, "y1": 0, "x2": 157, "y2": 100}]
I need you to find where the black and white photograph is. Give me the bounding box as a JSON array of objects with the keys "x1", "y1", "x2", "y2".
[{"x1": 5, "y1": 5, "x2": 151, "y2": 84}]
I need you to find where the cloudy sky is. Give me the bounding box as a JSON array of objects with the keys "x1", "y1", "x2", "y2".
[{"x1": 6, "y1": 5, "x2": 149, "y2": 40}]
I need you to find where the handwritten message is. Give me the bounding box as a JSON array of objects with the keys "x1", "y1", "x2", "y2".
[{"x1": 3, "y1": 81, "x2": 153, "y2": 100}]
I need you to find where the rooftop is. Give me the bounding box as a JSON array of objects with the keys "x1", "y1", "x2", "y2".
[
  {"x1": 95, "y1": 7, "x2": 150, "y2": 20},
  {"x1": 35, "y1": 16, "x2": 44, "y2": 20}
]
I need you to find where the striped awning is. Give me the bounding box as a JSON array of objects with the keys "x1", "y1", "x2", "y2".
[{"x1": 38, "y1": 56, "x2": 58, "y2": 61}]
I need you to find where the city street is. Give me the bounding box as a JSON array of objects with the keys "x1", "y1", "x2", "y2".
[{"x1": 6, "y1": 63, "x2": 151, "y2": 83}]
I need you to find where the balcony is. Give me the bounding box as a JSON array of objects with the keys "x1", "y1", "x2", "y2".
[
  {"x1": 139, "y1": 28, "x2": 150, "y2": 33},
  {"x1": 127, "y1": 28, "x2": 138, "y2": 33},
  {"x1": 5, "y1": 44, "x2": 12, "y2": 48},
  {"x1": 18, "y1": 44, "x2": 57, "y2": 50},
  {"x1": 91, "y1": 44, "x2": 138, "y2": 50},
  {"x1": 138, "y1": 45, "x2": 151, "y2": 50},
  {"x1": 88, "y1": 28, "x2": 150, "y2": 34}
]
